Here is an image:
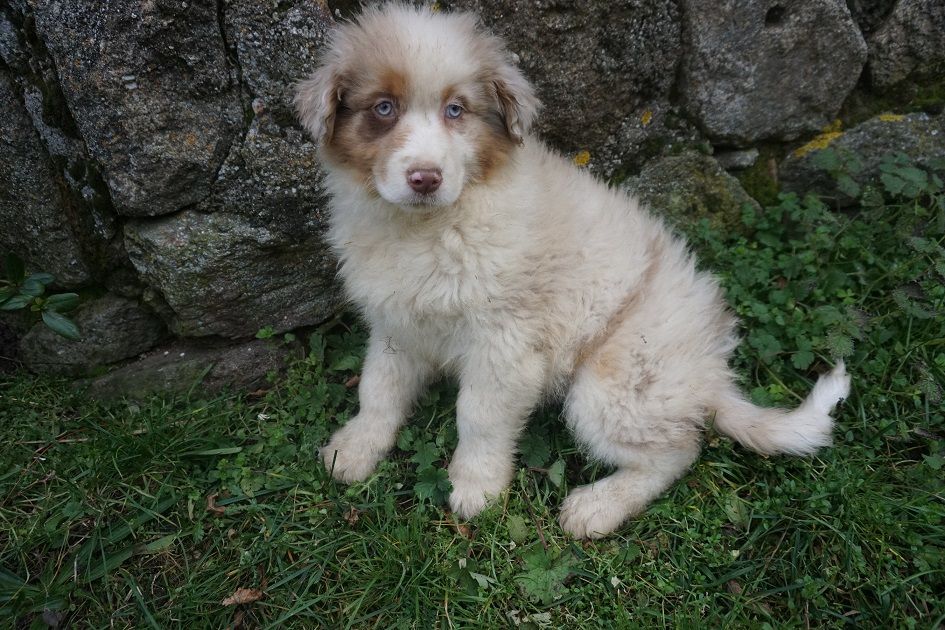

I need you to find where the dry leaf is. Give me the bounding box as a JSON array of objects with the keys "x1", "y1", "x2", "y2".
[
  {"x1": 206, "y1": 493, "x2": 226, "y2": 516},
  {"x1": 222, "y1": 588, "x2": 264, "y2": 606},
  {"x1": 344, "y1": 505, "x2": 360, "y2": 525},
  {"x1": 727, "y1": 580, "x2": 744, "y2": 595},
  {"x1": 344, "y1": 374, "x2": 361, "y2": 388}
]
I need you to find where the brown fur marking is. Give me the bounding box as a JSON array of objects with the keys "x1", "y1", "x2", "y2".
[
  {"x1": 324, "y1": 68, "x2": 413, "y2": 188},
  {"x1": 379, "y1": 67, "x2": 408, "y2": 99},
  {"x1": 472, "y1": 124, "x2": 515, "y2": 183},
  {"x1": 575, "y1": 236, "x2": 667, "y2": 372}
]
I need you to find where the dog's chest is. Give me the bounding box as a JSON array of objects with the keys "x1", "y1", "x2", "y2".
[{"x1": 334, "y1": 215, "x2": 513, "y2": 323}]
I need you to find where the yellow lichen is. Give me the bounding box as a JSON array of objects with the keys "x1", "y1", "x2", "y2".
[
  {"x1": 573, "y1": 150, "x2": 591, "y2": 167},
  {"x1": 641, "y1": 110, "x2": 653, "y2": 126},
  {"x1": 877, "y1": 113, "x2": 905, "y2": 122},
  {"x1": 792, "y1": 131, "x2": 844, "y2": 158},
  {"x1": 822, "y1": 119, "x2": 843, "y2": 133},
  {"x1": 431, "y1": 1, "x2": 442, "y2": 12}
]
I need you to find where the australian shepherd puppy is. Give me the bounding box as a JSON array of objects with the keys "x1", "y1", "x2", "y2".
[{"x1": 294, "y1": 3, "x2": 850, "y2": 538}]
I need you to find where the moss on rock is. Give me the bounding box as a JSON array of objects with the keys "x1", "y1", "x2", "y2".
[{"x1": 625, "y1": 151, "x2": 761, "y2": 234}]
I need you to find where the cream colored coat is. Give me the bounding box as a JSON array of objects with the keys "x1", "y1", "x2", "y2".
[{"x1": 296, "y1": 4, "x2": 850, "y2": 538}]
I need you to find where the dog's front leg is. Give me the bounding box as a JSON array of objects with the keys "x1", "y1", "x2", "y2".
[
  {"x1": 448, "y1": 342, "x2": 546, "y2": 519},
  {"x1": 322, "y1": 331, "x2": 431, "y2": 483}
]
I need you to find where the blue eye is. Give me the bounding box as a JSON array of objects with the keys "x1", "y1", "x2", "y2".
[
  {"x1": 445, "y1": 103, "x2": 464, "y2": 119},
  {"x1": 374, "y1": 100, "x2": 395, "y2": 117}
]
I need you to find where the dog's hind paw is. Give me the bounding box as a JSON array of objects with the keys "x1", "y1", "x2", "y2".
[{"x1": 559, "y1": 483, "x2": 631, "y2": 539}]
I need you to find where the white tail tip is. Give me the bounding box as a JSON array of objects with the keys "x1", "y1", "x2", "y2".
[{"x1": 804, "y1": 360, "x2": 851, "y2": 416}]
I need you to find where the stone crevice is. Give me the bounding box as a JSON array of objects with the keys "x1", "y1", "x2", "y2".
[
  {"x1": 212, "y1": 0, "x2": 255, "y2": 193},
  {"x1": 0, "y1": 2, "x2": 122, "y2": 289}
]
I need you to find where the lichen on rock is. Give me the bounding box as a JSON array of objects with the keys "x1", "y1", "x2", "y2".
[{"x1": 781, "y1": 111, "x2": 945, "y2": 204}]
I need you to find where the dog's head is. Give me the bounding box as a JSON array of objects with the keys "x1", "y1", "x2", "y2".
[{"x1": 294, "y1": 3, "x2": 540, "y2": 208}]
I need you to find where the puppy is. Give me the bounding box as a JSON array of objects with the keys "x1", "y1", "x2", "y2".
[{"x1": 294, "y1": 3, "x2": 851, "y2": 538}]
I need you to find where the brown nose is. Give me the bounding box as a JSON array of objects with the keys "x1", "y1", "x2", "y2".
[{"x1": 407, "y1": 168, "x2": 442, "y2": 194}]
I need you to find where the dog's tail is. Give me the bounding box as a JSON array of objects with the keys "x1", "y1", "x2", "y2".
[{"x1": 712, "y1": 362, "x2": 851, "y2": 455}]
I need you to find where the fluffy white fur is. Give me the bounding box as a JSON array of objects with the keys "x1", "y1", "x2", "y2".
[{"x1": 295, "y1": 4, "x2": 851, "y2": 538}]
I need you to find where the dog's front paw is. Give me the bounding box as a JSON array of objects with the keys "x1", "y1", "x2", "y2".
[
  {"x1": 448, "y1": 469, "x2": 507, "y2": 519},
  {"x1": 321, "y1": 421, "x2": 386, "y2": 483},
  {"x1": 448, "y1": 481, "x2": 493, "y2": 519},
  {"x1": 559, "y1": 483, "x2": 629, "y2": 539}
]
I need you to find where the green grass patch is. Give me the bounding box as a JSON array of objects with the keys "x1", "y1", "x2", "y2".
[{"x1": 1, "y1": 156, "x2": 943, "y2": 627}]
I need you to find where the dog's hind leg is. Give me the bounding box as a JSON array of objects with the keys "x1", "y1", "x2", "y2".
[
  {"x1": 559, "y1": 348, "x2": 710, "y2": 538},
  {"x1": 557, "y1": 442, "x2": 700, "y2": 539}
]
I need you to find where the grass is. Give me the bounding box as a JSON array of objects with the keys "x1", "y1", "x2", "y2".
[{"x1": 1, "y1": 152, "x2": 944, "y2": 627}]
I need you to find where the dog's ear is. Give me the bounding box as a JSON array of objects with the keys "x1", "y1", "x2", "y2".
[
  {"x1": 294, "y1": 66, "x2": 343, "y2": 146},
  {"x1": 491, "y1": 61, "x2": 540, "y2": 145}
]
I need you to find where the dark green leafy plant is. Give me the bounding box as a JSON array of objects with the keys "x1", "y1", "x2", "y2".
[
  {"x1": 879, "y1": 153, "x2": 944, "y2": 200},
  {"x1": 691, "y1": 150, "x2": 943, "y2": 397},
  {"x1": 0, "y1": 253, "x2": 80, "y2": 339},
  {"x1": 515, "y1": 545, "x2": 580, "y2": 605},
  {"x1": 810, "y1": 146, "x2": 864, "y2": 199}
]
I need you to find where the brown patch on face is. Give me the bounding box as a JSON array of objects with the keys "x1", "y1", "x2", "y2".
[
  {"x1": 323, "y1": 105, "x2": 374, "y2": 185},
  {"x1": 322, "y1": 67, "x2": 411, "y2": 189},
  {"x1": 441, "y1": 85, "x2": 461, "y2": 107},
  {"x1": 442, "y1": 82, "x2": 517, "y2": 185},
  {"x1": 379, "y1": 68, "x2": 407, "y2": 100},
  {"x1": 358, "y1": 103, "x2": 399, "y2": 141},
  {"x1": 471, "y1": 123, "x2": 516, "y2": 183}
]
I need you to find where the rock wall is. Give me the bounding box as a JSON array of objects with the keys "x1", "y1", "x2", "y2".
[
  {"x1": 678, "y1": 0, "x2": 867, "y2": 145},
  {"x1": 1, "y1": 0, "x2": 943, "y2": 392}
]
